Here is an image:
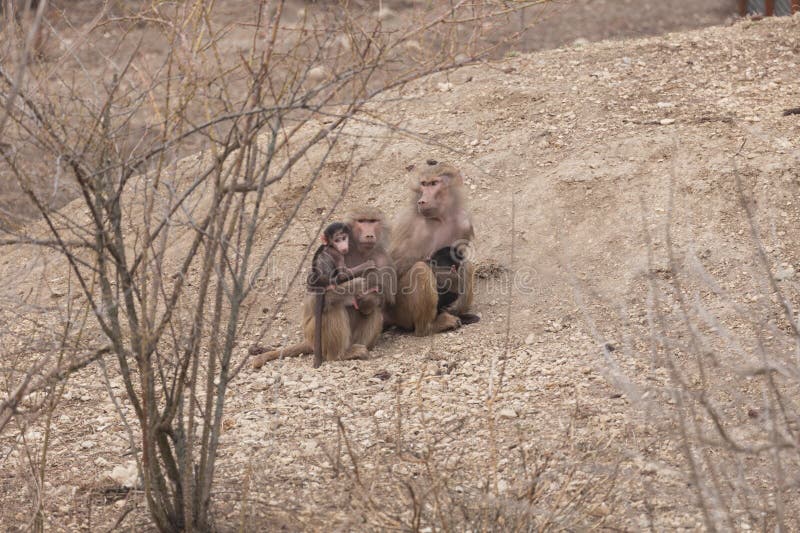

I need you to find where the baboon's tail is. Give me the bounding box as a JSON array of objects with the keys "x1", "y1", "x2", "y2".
[{"x1": 251, "y1": 342, "x2": 312, "y2": 369}]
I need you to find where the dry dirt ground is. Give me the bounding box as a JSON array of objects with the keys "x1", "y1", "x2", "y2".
[
  {"x1": 2, "y1": 4, "x2": 800, "y2": 533},
  {"x1": 0, "y1": 0, "x2": 736, "y2": 222}
]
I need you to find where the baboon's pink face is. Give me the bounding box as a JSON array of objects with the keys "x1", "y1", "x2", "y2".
[
  {"x1": 416, "y1": 175, "x2": 449, "y2": 218},
  {"x1": 351, "y1": 218, "x2": 381, "y2": 249},
  {"x1": 327, "y1": 230, "x2": 349, "y2": 255}
]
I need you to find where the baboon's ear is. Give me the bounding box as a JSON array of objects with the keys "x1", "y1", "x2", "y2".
[{"x1": 444, "y1": 170, "x2": 463, "y2": 187}]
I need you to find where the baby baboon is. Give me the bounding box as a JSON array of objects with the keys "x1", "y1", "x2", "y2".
[
  {"x1": 428, "y1": 244, "x2": 466, "y2": 311},
  {"x1": 387, "y1": 161, "x2": 478, "y2": 335},
  {"x1": 308, "y1": 222, "x2": 375, "y2": 368},
  {"x1": 308, "y1": 222, "x2": 375, "y2": 288},
  {"x1": 251, "y1": 208, "x2": 395, "y2": 369}
]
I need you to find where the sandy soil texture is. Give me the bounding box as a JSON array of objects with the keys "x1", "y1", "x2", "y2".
[{"x1": 2, "y1": 3, "x2": 799, "y2": 531}]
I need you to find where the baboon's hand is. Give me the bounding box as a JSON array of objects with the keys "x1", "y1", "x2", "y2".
[{"x1": 355, "y1": 290, "x2": 381, "y2": 315}]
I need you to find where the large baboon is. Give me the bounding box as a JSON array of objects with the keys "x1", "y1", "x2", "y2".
[
  {"x1": 252, "y1": 207, "x2": 395, "y2": 368},
  {"x1": 387, "y1": 161, "x2": 477, "y2": 335}
]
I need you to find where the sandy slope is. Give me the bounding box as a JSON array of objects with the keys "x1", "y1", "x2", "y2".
[{"x1": 2, "y1": 14, "x2": 800, "y2": 531}]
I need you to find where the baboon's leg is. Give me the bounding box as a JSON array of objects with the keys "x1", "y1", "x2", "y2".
[
  {"x1": 390, "y1": 261, "x2": 438, "y2": 336},
  {"x1": 444, "y1": 261, "x2": 475, "y2": 316},
  {"x1": 431, "y1": 311, "x2": 461, "y2": 332},
  {"x1": 349, "y1": 306, "x2": 383, "y2": 349},
  {"x1": 307, "y1": 295, "x2": 351, "y2": 362},
  {"x1": 313, "y1": 293, "x2": 325, "y2": 368},
  {"x1": 342, "y1": 343, "x2": 369, "y2": 360},
  {"x1": 252, "y1": 295, "x2": 351, "y2": 369}
]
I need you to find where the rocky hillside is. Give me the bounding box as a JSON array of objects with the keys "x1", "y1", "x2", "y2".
[{"x1": 2, "y1": 14, "x2": 800, "y2": 530}]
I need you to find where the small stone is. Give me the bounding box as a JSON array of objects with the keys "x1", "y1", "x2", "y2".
[
  {"x1": 22, "y1": 431, "x2": 41, "y2": 442},
  {"x1": 376, "y1": 6, "x2": 395, "y2": 20},
  {"x1": 437, "y1": 82, "x2": 453, "y2": 92},
  {"x1": 498, "y1": 407, "x2": 517, "y2": 419},
  {"x1": 775, "y1": 266, "x2": 795, "y2": 281},
  {"x1": 572, "y1": 37, "x2": 589, "y2": 47},
  {"x1": 659, "y1": 118, "x2": 676, "y2": 125},
  {"x1": 373, "y1": 370, "x2": 391, "y2": 381},
  {"x1": 279, "y1": 454, "x2": 294, "y2": 465},
  {"x1": 590, "y1": 502, "x2": 611, "y2": 517},
  {"x1": 251, "y1": 377, "x2": 269, "y2": 391},
  {"x1": 405, "y1": 40, "x2": 422, "y2": 52},
  {"x1": 333, "y1": 34, "x2": 351, "y2": 51},
  {"x1": 81, "y1": 440, "x2": 95, "y2": 450},
  {"x1": 307, "y1": 66, "x2": 329, "y2": 85},
  {"x1": 524, "y1": 334, "x2": 535, "y2": 345},
  {"x1": 108, "y1": 461, "x2": 140, "y2": 488}
]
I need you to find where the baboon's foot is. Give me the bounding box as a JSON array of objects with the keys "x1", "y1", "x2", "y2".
[
  {"x1": 248, "y1": 344, "x2": 270, "y2": 356},
  {"x1": 458, "y1": 313, "x2": 481, "y2": 325},
  {"x1": 432, "y1": 312, "x2": 461, "y2": 333},
  {"x1": 345, "y1": 343, "x2": 369, "y2": 360}
]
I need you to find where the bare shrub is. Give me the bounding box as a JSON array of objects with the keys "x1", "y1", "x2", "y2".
[
  {"x1": 575, "y1": 148, "x2": 800, "y2": 530},
  {"x1": 0, "y1": 1, "x2": 549, "y2": 530},
  {"x1": 329, "y1": 368, "x2": 620, "y2": 532}
]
